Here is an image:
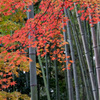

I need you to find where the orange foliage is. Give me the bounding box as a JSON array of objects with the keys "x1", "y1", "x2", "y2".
[{"x1": 0, "y1": 0, "x2": 99, "y2": 90}]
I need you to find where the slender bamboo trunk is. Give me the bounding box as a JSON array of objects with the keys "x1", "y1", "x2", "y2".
[
  {"x1": 67, "y1": 63, "x2": 74, "y2": 100},
  {"x1": 87, "y1": 22, "x2": 94, "y2": 70},
  {"x1": 97, "y1": 22, "x2": 100, "y2": 56},
  {"x1": 66, "y1": 8, "x2": 91, "y2": 100},
  {"x1": 54, "y1": 57, "x2": 59, "y2": 100},
  {"x1": 83, "y1": 20, "x2": 88, "y2": 48},
  {"x1": 54, "y1": 46, "x2": 60, "y2": 100},
  {"x1": 38, "y1": 55, "x2": 51, "y2": 100},
  {"x1": 63, "y1": 23, "x2": 74, "y2": 100},
  {"x1": 74, "y1": 4, "x2": 98, "y2": 100},
  {"x1": 83, "y1": 19, "x2": 95, "y2": 98},
  {"x1": 68, "y1": 20, "x2": 80, "y2": 100},
  {"x1": 49, "y1": 45, "x2": 51, "y2": 97},
  {"x1": 37, "y1": 84, "x2": 40, "y2": 100},
  {"x1": 12, "y1": 73, "x2": 15, "y2": 91},
  {"x1": 97, "y1": 3, "x2": 100, "y2": 56},
  {"x1": 83, "y1": 20, "x2": 95, "y2": 99},
  {"x1": 45, "y1": 53, "x2": 49, "y2": 93},
  {"x1": 64, "y1": 7, "x2": 80, "y2": 100},
  {"x1": 89, "y1": 11, "x2": 100, "y2": 100},
  {"x1": 28, "y1": 4, "x2": 38, "y2": 100},
  {"x1": 64, "y1": 66, "x2": 68, "y2": 99},
  {"x1": 26, "y1": 72, "x2": 29, "y2": 88}
]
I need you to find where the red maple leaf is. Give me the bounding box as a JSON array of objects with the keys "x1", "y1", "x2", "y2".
[{"x1": 10, "y1": 81, "x2": 16, "y2": 86}]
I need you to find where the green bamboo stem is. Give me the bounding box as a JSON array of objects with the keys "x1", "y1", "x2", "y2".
[
  {"x1": 25, "y1": 72, "x2": 29, "y2": 88},
  {"x1": 97, "y1": 22, "x2": 100, "y2": 57},
  {"x1": 38, "y1": 55, "x2": 51, "y2": 100},
  {"x1": 25, "y1": 51, "x2": 29, "y2": 88},
  {"x1": 74, "y1": 4, "x2": 97, "y2": 100},
  {"x1": 88, "y1": 9, "x2": 100, "y2": 100},
  {"x1": 45, "y1": 52, "x2": 50, "y2": 93},
  {"x1": 87, "y1": 21, "x2": 94, "y2": 69},
  {"x1": 83, "y1": 19, "x2": 94, "y2": 99},
  {"x1": 64, "y1": 66, "x2": 68, "y2": 99},
  {"x1": 54, "y1": 46, "x2": 60, "y2": 100},
  {"x1": 66, "y1": 8, "x2": 91, "y2": 100},
  {"x1": 63, "y1": 23, "x2": 74, "y2": 100},
  {"x1": 64, "y1": 7, "x2": 80, "y2": 100},
  {"x1": 49, "y1": 44, "x2": 51, "y2": 97}
]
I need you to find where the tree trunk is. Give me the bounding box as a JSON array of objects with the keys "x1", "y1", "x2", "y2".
[
  {"x1": 45, "y1": 52, "x2": 50, "y2": 93},
  {"x1": 64, "y1": 67, "x2": 68, "y2": 100},
  {"x1": 38, "y1": 55, "x2": 51, "y2": 100},
  {"x1": 74, "y1": 4, "x2": 98, "y2": 100},
  {"x1": 28, "y1": 4, "x2": 38, "y2": 100},
  {"x1": 97, "y1": 22, "x2": 100, "y2": 56},
  {"x1": 89, "y1": 11, "x2": 100, "y2": 100},
  {"x1": 54, "y1": 46, "x2": 60, "y2": 100},
  {"x1": 64, "y1": 7, "x2": 80, "y2": 100},
  {"x1": 63, "y1": 22, "x2": 74, "y2": 100},
  {"x1": 66, "y1": 8, "x2": 91, "y2": 100}
]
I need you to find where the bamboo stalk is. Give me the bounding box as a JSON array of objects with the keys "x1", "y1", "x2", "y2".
[
  {"x1": 38, "y1": 55, "x2": 51, "y2": 100},
  {"x1": 54, "y1": 46, "x2": 60, "y2": 100},
  {"x1": 83, "y1": 19, "x2": 95, "y2": 99},
  {"x1": 97, "y1": 22, "x2": 100, "y2": 56},
  {"x1": 64, "y1": 66, "x2": 68, "y2": 99},
  {"x1": 74, "y1": 4, "x2": 98, "y2": 100},
  {"x1": 28, "y1": 4, "x2": 38, "y2": 100},
  {"x1": 64, "y1": 7, "x2": 80, "y2": 100},
  {"x1": 49, "y1": 44, "x2": 51, "y2": 97},
  {"x1": 88, "y1": 9, "x2": 100, "y2": 100},
  {"x1": 63, "y1": 22, "x2": 74, "y2": 100},
  {"x1": 26, "y1": 72, "x2": 29, "y2": 88},
  {"x1": 87, "y1": 21, "x2": 94, "y2": 70},
  {"x1": 45, "y1": 52, "x2": 50, "y2": 93},
  {"x1": 66, "y1": 7, "x2": 92, "y2": 100}
]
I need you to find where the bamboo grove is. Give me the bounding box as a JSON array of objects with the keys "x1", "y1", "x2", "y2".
[{"x1": 0, "y1": 0, "x2": 100, "y2": 100}]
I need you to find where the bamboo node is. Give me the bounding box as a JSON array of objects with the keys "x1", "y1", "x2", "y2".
[
  {"x1": 29, "y1": 53, "x2": 36, "y2": 55},
  {"x1": 30, "y1": 84, "x2": 37, "y2": 86}
]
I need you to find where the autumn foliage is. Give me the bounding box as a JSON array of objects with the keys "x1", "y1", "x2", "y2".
[{"x1": 0, "y1": 0, "x2": 100, "y2": 91}]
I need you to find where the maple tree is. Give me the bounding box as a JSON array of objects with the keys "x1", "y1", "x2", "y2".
[{"x1": 0, "y1": 0, "x2": 100, "y2": 99}]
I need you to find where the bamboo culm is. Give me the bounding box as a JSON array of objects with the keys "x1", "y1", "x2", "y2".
[
  {"x1": 64, "y1": 7, "x2": 80, "y2": 100},
  {"x1": 74, "y1": 4, "x2": 98, "y2": 100},
  {"x1": 67, "y1": 7, "x2": 92, "y2": 100},
  {"x1": 28, "y1": 4, "x2": 38, "y2": 100},
  {"x1": 38, "y1": 55, "x2": 51, "y2": 100},
  {"x1": 88, "y1": 10, "x2": 100, "y2": 100},
  {"x1": 63, "y1": 21, "x2": 74, "y2": 100}
]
